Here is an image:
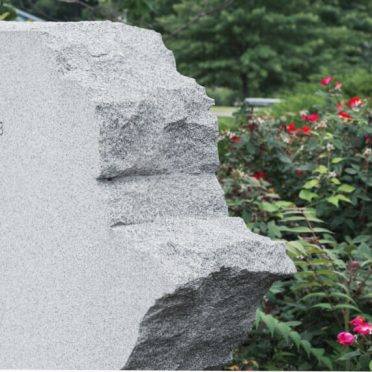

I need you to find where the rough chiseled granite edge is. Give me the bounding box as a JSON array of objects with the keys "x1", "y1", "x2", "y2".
[
  {"x1": 120, "y1": 217, "x2": 296, "y2": 370},
  {"x1": 0, "y1": 22, "x2": 296, "y2": 369},
  {"x1": 124, "y1": 269, "x2": 279, "y2": 370}
]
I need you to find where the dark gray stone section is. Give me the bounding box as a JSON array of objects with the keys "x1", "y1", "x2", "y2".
[{"x1": 125, "y1": 269, "x2": 277, "y2": 370}]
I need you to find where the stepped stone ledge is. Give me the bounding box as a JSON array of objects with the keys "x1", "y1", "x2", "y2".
[{"x1": 0, "y1": 22, "x2": 295, "y2": 369}]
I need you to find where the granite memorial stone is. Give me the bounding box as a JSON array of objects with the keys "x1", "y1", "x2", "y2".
[{"x1": 0, "y1": 22, "x2": 296, "y2": 369}]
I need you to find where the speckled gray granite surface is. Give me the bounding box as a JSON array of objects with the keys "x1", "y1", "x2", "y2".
[{"x1": 0, "y1": 22, "x2": 295, "y2": 369}]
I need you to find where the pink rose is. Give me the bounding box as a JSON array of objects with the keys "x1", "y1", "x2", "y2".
[
  {"x1": 353, "y1": 322, "x2": 372, "y2": 335},
  {"x1": 321, "y1": 76, "x2": 333, "y2": 86},
  {"x1": 337, "y1": 331, "x2": 355, "y2": 346},
  {"x1": 349, "y1": 316, "x2": 365, "y2": 326}
]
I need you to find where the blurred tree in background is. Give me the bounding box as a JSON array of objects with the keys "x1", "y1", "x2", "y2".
[
  {"x1": 6, "y1": 0, "x2": 372, "y2": 100},
  {"x1": 0, "y1": 0, "x2": 16, "y2": 19},
  {"x1": 158, "y1": 0, "x2": 324, "y2": 98}
]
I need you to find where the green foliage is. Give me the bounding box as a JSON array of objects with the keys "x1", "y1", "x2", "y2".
[
  {"x1": 220, "y1": 80, "x2": 372, "y2": 370},
  {"x1": 255, "y1": 309, "x2": 333, "y2": 370},
  {"x1": 221, "y1": 80, "x2": 372, "y2": 238},
  {"x1": 207, "y1": 86, "x2": 236, "y2": 106},
  {"x1": 271, "y1": 91, "x2": 323, "y2": 118},
  {"x1": 218, "y1": 116, "x2": 238, "y2": 132},
  {"x1": 341, "y1": 70, "x2": 372, "y2": 99},
  {"x1": 0, "y1": 2, "x2": 16, "y2": 20},
  {"x1": 9, "y1": 0, "x2": 99, "y2": 21},
  {"x1": 272, "y1": 70, "x2": 372, "y2": 117},
  {"x1": 10, "y1": 0, "x2": 372, "y2": 99},
  {"x1": 158, "y1": 0, "x2": 327, "y2": 98}
]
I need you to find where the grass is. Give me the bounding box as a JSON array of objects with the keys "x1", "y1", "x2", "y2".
[
  {"x1": 218, "y1": 116, "x2": 240, "y2": 131},
  {"x1": 210, "y1": 106, "x2": 238, "y2": 117},
  {"x1": 211, "y1": 106, "x2": 240, "y2": 131}
]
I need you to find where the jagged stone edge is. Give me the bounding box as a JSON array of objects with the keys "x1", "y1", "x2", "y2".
[{"x1": 123, "y1": 267, "x2": 290, "y2": 370}]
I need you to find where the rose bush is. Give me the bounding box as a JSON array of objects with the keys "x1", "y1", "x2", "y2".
[{"x1": 219, "y1": 78, "x2": 372, "y2": 370}]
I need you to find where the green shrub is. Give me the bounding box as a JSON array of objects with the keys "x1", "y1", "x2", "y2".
[
  {"x1": 218, "y1": 116, "x2": 239, "y2": 131},
  {"x1": 219, "y1": 77, "x2": 372, "y2": 370},
  {"x1": 341, "y1": 70, "x2": 372, "y2": 99},
  {"x1": 271, "y1": 82, "x2": 323, "y2": 117},
  {"x1": 207, "y1": 86, "x2": 238, "y2": 106},
  {"x1": 272, "y1": 71, "x2": 372, "y2": 118},
  {"x1": 0, "y1": 3, "x2": 16, "y2": 20}
]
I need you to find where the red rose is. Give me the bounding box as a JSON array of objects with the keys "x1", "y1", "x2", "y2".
[
  {"x1": 253, "y1": 171, "x2": 265, "y2": 180},
  {"x1": 365, "y1": 135, "x2": 372, "y2": 145},
  {"x1": 302, "y1": 113, "x2": 319, "y2": 122},
  {"x1": 287, "y1": 123, "x2": 296, "y2": 132},
  {"x1": 338, "y1": 110, "x2": 351, "y2": 119},
  {"x1": 230, "y1": 136, "x2": 241, "y2": 143},
  {"x1": 320, "y1": 76, "x2": 333, "y2": 86},
  {"x1": 308, "y1": 113, "x2": 319, "y2": 122},
  {"x1": 349, "y1": 97, "x2": 363, "y2": 107},
  {"x1": 295, "y1": 170, "x2": 305, "y2": 176}
]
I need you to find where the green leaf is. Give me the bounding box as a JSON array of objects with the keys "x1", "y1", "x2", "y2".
[
  {"x1": 281, "y1": 226, "x2": 312, "y2": 234},
  {"x1": 338, "y1": 194, "x2": 352, "y2": 203},
  {"x1": 258, "y1": 202, "x2": 279, "y2": 213},
  {"x1": 311, "y1": 348, "x2": 325, "y2": 359},
  {"x1": 319, "y1": 239, "x2": 337, "y2": 246},
  {"x1": 337, "y1": 350, "x2": 361, "y2": 361},
  {"x1": 304, "y1": 214, "x2": 324, "y2": 223},
  {"x1": 282, "y1": 216, "x2": 308, "y2": 222},
  {"x1": 289, "y1": 331, "x2": 301, "y2": 350},
  {"x1": 326, "y1": 194, "x2": 351, "y2": 207},
  {"x1": 301, "y1": 292, "x2": 326, "y2": 301},
  {"x1": 311, "y1": 303, "x2": 333, "y2": 310},
  {"x1": 267, "y1": 221, "x2": 282, "y2": 238},
  {"x1": 327, "y1": 195, "x2": 340, "y2": 207},
  {"x1": 320, "y1": 357, "x2": 333, "y2": 370},
  {"x1": 0, "y1": 12, "x2": 9, "y2": 20},
  {"x1": 301, "y1": 340, "x2": 312, "y2": 357},
  {"x1": 314, "y1": 165, "x2": 328, "y2": 174},
  {"x1": 262, "y1": 314, "x2": 276, "y2": 336},
  {"x1": 299, "y1": 190, "x2": 318, "y2": 202},
  {"x1": 334, "y1": 304, "x2": 361, "y2": 312},
  {"x1": 338, "y1": 184, "x2": 355, "y2": 193},
  {"x1": 275, "y1": 201, "x2": 295, "y2": 208},
  {"x1": 330, "y1": 292, "x2": 357, "y2": 304},
  {"x1": 345, "y1": 168, "x2": 358, "y2": 175},
  {"x1": 276, "y1": 322, "x2": 290, "y2": 344},
  {"x1": 303, "y1": 179, "x2": 320, "y2": 189},
  {"x1": 312, "y1": 227, "x2": 334, "y2": 233},
  {"x1": 332, "y1": 157, "x2": 344, "y2": 164}
]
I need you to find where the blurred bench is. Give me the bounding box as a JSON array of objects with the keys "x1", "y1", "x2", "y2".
[{"x1": 245, "y1": 97, "x2": 281, "y2": 112}]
